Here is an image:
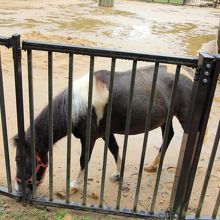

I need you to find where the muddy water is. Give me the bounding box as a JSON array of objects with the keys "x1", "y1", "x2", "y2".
[
  {"x1": 0, "y1": 0, "x2": 220, "y2": 217},
  {"x1": 0, "y1": 0, "x2": 219, "y2": 56}
]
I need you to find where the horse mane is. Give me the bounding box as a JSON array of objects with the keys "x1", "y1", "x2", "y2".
[
  {"x1": 72, "y1": 72, "x2": 109, "y2": 126},
  {"x1": 13, "y1": 72, "x2": 109, "y2": 152}
]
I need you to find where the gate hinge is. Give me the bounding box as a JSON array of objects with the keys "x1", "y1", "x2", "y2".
[{"x1": 194, "y1": 65, "x2": 201, "y2": 81}]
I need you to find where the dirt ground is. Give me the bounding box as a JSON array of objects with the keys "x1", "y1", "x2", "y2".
[{"x1": 0, "y1": 0, "x2": 220, "y2": 218}]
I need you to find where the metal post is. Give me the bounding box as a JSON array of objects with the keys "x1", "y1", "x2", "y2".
[
  {"x1": 66, "y1": 53, "x2": 73, "y2": 203},
  {"x1": 169, "y1": 53, "x2": 220, "y2": 219},
  {"x1": 195, "y1": 120, "x2": 220, "y2": 218},
  {"x1": 12, "y1": 34, "x2": 26, "y2": 205},
  {"x1": 82, "y1": 56, "x2": 95, "y2": 206},
  {"x1": 99, "y1": 58, "x2": 116, "y2": 208},
  {"x1": 99, "y1": 0, "x2": 114, "y2": 7},
  {"x1": 27, "y1": 49, "x2": 37, "y2": 197},
  {"x1": 212, "y1": 0, "x2": 218, "y2": 8},
  {"x1": 133, "y1": 62, "x2": 159, "y2": 212},
  {"x1": 150, "y1": 64, "x2": 181, "y2": 213},
  {"x1": 48, "y1": 51, "x2": 53, "y2": 201},
  {"x1": 212, "y1": 189, "x2": 220, "y2": 219},
  {"x1": 116, "y1": 60, "x2": 137, "y2": 210}
]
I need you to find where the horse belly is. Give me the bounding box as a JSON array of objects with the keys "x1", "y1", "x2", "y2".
[{"x1": 109, "y1": 103, "x2": 167, "y2": 135}]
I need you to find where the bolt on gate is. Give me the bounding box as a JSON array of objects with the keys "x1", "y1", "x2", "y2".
[{"x1": 0, "y1": 34, "x2": 219, "y2": 219}]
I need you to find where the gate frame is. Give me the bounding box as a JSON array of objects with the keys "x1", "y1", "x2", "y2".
[
  {"x1": 0, "y1": 34, "x2": 219, "y2": 219},
  {"x1": 0, "y1": 34, "x2": 26, "y2": 205},
  {"x1": 169, "y1": 53, "x2": 220, "y2": 219}
]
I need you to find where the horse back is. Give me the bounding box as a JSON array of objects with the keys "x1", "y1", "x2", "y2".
[{"x1": 96, "y1": 65, "x2": 192, "y2": 135}]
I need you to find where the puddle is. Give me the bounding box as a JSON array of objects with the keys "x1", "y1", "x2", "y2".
[
  {"x1": 152, "y1": 22, "x2": 197, "y2": 35},
  {"x1": 151, "y1": 21, "x2": 216, "y2": 56},
  {"x1": 50, "y1": 18, "x2": 114, "y2": 32},
  {"x1": 183, "y1": 34, "x2": 215, "y2": 56},
  {"x1": 103, "y1": 24, "x2": 151, "y2": 40},
  {"x1": 0, "y1": 0, "x2": 219, "y2": 57}
]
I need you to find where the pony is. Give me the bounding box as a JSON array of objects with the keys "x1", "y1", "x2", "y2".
[{"x1": 14, "y1": 65, "x2": 192, "y2": 193}]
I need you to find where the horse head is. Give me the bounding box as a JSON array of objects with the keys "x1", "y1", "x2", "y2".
[{"x1": 13, "y1": 133, "x2": 48, "y2": 194}]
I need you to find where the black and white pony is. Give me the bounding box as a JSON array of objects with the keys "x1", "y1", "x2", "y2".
[{"x1": 14, "y1": 65, "x2": 192, "y2": 193}]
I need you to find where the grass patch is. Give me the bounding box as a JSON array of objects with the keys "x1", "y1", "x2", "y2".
[
  {"x1": 0, "y1": 196, "x2": 118, "y2": 220},
  {"x1": 54, "y1": 209, "x2": 68, "y2": 220},
  {"x1": 31, "y1": 208, "x2": 51, "y2": 220}
]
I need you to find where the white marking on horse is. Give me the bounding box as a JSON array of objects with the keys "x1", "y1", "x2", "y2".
[
  {"x1": 70, "y1": 169, "x2": 84, "y2": 190},
  {"x1": 15, "y1": 181, "x2": 19, "y2": 192},
  {"x1": 111, "y1": 153, "x2": 122, "y2": 181},
  {"x1": 72, "y1": 74, "x2": 109, "y2": 126}
]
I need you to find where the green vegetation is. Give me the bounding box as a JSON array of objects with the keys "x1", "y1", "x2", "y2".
[
  {"x1": 0, "y1": 196, "x2": 121, "y2": 220},
  {"x1": 54, "y1": 210, "x2": 68, "y2": 220}
]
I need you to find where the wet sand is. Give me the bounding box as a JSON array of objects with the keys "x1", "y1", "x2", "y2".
[{"x1": 0, "y1": 0, "x2": 219, "y2": 217}]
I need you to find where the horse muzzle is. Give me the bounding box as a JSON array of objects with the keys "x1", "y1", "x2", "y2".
[{"x1": 14, "y1": 178, "x2": 33, "y2": 195}]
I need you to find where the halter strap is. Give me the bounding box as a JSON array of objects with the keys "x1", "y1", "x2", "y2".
[{"x1": 15, "y1": 153, "x2": 48, "y2": 187}]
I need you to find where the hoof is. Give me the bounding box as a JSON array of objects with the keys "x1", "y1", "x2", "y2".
[
  {"x1": 144, "y1": 165, "x2": 157, "y2": 173},
  {"x1": 111, "y1": 172, "x2": 120, "y2": 182},
  {"x1": 70, "y1": 180, "x2": 79, "y2": 194},
  {"x1": 70, "y1": 187, "x2": 78, "y2": 195},
  {"x1": 88, "y1": 192, "x2": 99, "y2": 200}
]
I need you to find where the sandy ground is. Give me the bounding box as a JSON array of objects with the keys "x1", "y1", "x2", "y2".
[{"x1": 0, "y1": 0, "x2": 220, "y2": 217}]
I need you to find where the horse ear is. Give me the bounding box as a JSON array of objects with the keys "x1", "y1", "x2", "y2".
[{"x1": 13, "y1": 134, "x2": 19, "y2": 147}]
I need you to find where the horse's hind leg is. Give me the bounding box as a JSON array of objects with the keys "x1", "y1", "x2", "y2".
[
  {"x1": 102, "y1": 133, "x2": 121, "y2": 182},
  {"x1": 70, "y1": 137, "x2": 96, "y2": 192},
  {"x1": 144, "y1": 121, "x2": 174, "y2": 172}
]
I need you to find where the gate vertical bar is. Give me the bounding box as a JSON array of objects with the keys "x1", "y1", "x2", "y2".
[
  {"x1": 12, "y1": 34, "x2": 26, "y2": 205},
  {"x1": 83, "y1": 56, "x2": 94, "y2": 206},
  {"x1": 212, "y1": 189, "x2": 220, "y2": 219},
  {"x1": 195, "y1": 120, "x2": 220, "y2": 218},
  {"x1": 66, "y1": 53, "x2": 73, "y2": 203},
  {"x1": 27, "y1": 49, "x2": 37, "y2": 197},
  {"x1": 133, "y1": 62, "x2": 159, "y2": 212},
  {"x1": 116, "y1": 60, "x2": 137, "y2": 210},
  {"x1": 48, "y1": 51, "x2": 53, "y2": 201},
  {"x1": 169, "y1": 53, "x2": 219, "y2": 219},
  {"x1": 150, "y1": 64, "x2": 181, "y2": 213},
  {"x1": 0, "y1": 53, "x2": 12, "y2": 192},
  {"x1": 99, "y1": 58, "x2": 116, "y2": 208}
]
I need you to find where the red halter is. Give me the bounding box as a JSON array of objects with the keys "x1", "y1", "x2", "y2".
[{"x1": 15, "y1": 154, "x2": 48, "y2": 187}]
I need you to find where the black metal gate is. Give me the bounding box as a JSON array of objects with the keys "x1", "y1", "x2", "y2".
[{"x1": 0, "y1": 34, "x2": 219, "y2": 219}]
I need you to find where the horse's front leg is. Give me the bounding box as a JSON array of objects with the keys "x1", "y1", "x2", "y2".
[
  {"x1": 70, "y1": 137, "x2": 95, "y2": 193},
  {"x1": 70, "y1": 169, "x2": 84, "y2": 193},
  {"x1": 103, "y1": 134, "x2": 122, "y2": 182}
]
